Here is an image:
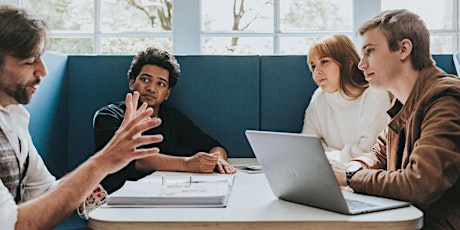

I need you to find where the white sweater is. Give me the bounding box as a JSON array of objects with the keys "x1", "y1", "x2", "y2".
[{"x1": 302, "y1": 87, "x2": 391, "y2": 163}]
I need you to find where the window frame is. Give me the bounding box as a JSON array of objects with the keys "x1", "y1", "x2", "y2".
[{"x1": 12, "y1": 0, "x2": 460, "y2": 54}]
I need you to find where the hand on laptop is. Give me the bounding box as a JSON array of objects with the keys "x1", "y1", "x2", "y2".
[
  {"x1": 331, "y1": 160, "x2": 366, "y2": 188},
  {"x1": 330, "y1": 160, "x2": 349, "y2": 187}
]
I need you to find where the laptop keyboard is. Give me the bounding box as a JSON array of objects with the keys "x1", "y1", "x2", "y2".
[{"x1": 346, "y1": 199, "x2": 378, "y2": 211}]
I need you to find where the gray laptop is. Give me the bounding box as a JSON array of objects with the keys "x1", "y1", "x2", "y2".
[{"x1": 245, "y1": 130, "x2": 410, "y2": 215}]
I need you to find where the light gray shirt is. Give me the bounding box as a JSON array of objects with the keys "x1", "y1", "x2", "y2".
[{"x1": 0, "y1": 104, "x2": 56, "y2": 229}]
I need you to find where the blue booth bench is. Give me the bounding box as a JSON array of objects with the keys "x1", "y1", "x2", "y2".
[{"x1": 24, "y1": 52, "x2": 457, "y2": 229}]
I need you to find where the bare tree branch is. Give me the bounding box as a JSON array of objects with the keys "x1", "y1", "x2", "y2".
[
  {"x1": 157, "y1": 0, "x2": 172, "y2": 30},
  {"x1": 126, "y1": 0, "x2": 157, "y2": 27},
  {"x1": 240, "y1": 0, "x2": 270, "y2": 30},
  {"x1": 125, "y1": 0, "x2": 172, "y2": 30},
  {"x1": 229, "y1": 0, "x2": 271, "y2": 52}
]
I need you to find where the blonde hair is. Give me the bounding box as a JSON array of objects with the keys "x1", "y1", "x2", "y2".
[{"x1": 308, "y1": 34, "x2": 368, "y2": 100}]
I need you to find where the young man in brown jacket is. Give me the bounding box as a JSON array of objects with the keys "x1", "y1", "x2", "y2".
[{"x1": 331, "y1": 9, "x2": 460, "y2": 229}]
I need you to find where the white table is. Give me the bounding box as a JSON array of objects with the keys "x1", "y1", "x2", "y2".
[{"x1": 88, "y1": 158, "x2": 423, "y2": 230}]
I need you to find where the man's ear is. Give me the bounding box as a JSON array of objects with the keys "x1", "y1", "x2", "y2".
[
  {"x1": 129, "y1": 79, "x2": 135, "y2": 91},
  {"x1": 399, "y1": 38, "x2": 413, "y2": 61},
  {"x1": 165, "y1": 88, "x2": 171, "y2": 100}
]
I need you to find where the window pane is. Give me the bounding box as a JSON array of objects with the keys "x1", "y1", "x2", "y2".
[
  {"x1": 279, "y1": 37, "x2": 323, "y2": 55},
  {"x1": 24, "y1": 0, "x2": 93, "y2": 31},
  {"x1": 382, "y1": 0, "x2": 452, "y2": 30},
  {"x1": 431, "y1": 36, "x2": 452, "y2": 54},
  {"x1": 48, "y1": 38, "x2": 93, "y2": 54},
  {"x1": 458, "y1": 35, "x2": 460, "y2": 52},
  {"x1": 280, "y1": 0, "x2": 352, "y2": 31},
  {"x1": 101, "y1": 0, "x2": 172, "y2": 32},
  {"x1": 202, "y1": 0, "x2": 274, "y2": 32},
  {"x1": 101, "y1": 37, "x2": 172, "y2": 54},
  {"x1": 201, "y1": 37, "x2": 273, "y2": 55}
]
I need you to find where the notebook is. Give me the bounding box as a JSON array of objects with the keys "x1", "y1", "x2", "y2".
[
  {"x1": 106, "y1": 175, "x2": 235, "y2": 207},
  {"x1": 245, "y1": 130, "x2": 410, "y2": 215}
]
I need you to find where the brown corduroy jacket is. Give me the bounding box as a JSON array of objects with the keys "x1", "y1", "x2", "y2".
[{"x1": 350, "y1": 66, "x2": 460, "y2": 229}]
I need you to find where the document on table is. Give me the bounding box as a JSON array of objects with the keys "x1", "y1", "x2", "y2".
[{"x1": 106, "y1": 175, "x2": 235, "y2": 207}]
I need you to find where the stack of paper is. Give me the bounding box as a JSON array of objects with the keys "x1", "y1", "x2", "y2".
[{"x1": 107, "y1": 175, "x2": 234, "y2": 207}]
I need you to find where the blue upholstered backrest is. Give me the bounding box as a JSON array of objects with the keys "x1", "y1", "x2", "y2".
[
  {"x1": 260, "y1": 56, "x2": 313, "y2": 133},
  {"x1": 167, "y1": 56, "x2": 260, "y2": 158},
  {"x1": 66, "y1": 56, "x2": 133, "y2": 169},
  {"x1": 25, "y1": 51, "x2": 69, "y2": 176},
  {"x1": 433, "y1": 54, "x2": 457, "y2": 75}
]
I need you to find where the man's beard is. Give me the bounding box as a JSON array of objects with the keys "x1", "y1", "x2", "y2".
[
  {"x1": 11, "y1": 84, "x2": 31, "y2": 104},
  {"x1": 0, "y1": 83, "x2": 33, "y2": 105}
]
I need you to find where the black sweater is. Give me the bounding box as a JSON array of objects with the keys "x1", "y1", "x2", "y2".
[{"x1": 93, "y1": 102, "x2": 224, "y2": 193}]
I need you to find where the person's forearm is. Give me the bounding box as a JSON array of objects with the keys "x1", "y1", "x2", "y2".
[
  {"x1": 16, "y1": 155, "x2": 108, "y2": 230},
  {"x1": 136, "y1": 154, "x2": 188, "y2": 172}
]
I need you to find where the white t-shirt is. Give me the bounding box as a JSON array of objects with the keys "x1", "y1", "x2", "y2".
[
  {"x1": 302, "y1": 87, "x2": 391, "y2": 163},
  {"x1": 0, "y1": 104, "x2": 56, "y2": 229}
]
